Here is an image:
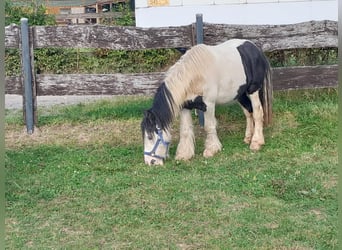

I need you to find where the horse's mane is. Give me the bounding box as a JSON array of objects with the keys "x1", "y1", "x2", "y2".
[
  {"x1": 164, "y1": 44, "x2": 214, "y2": 113},
  {"x1": 141, "y1": 82, "x2": 174, "y2": 136},
  {"x1": 142, "y1": 44, "x2": 214, "y2": 136}
]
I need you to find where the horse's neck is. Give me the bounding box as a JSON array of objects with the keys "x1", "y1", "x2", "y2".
[
  {"x1": 165, "y1": 45, "x2": 210, "y2": 108},
  {"x1": 165, "y1": 71, "x2": 194, "y2": 111}
]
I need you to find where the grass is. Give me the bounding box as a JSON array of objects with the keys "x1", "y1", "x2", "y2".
[{"x1": 5, "y1": 89, "x2": 337, "y2": 249}]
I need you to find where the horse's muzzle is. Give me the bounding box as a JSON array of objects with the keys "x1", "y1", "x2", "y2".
[{"x1": 144, "y1": 155, "x2": 164, "y2": 166}]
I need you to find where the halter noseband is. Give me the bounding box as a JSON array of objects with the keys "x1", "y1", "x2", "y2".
[{"x1": 144, "y1": 128, "x2": 170, "y2": 160}]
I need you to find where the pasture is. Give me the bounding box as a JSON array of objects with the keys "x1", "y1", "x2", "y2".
[{"x1": 5, "y1": 88, "x2": 337, "y2": 249}]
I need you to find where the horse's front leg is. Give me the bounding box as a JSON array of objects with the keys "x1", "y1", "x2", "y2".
[
  {"x1": 203, "y1": 102, "x2": 222, "y2": 158},
  {"x1": 175, "y1": 109, "x2": 195, "y2": 161}
]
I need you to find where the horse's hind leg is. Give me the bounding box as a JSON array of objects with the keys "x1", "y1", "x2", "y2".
[
  {"x1": 240, "y1": 105, "x2": 254, "y2": 144},
  {"x1": 203, "y1": 102, "x2": 222, "y2": 158},
  {"x1": 238, "y1": 92, "x2": 254, "y2": 145},
  {"x1": 249, "y1": 91, "x2": 265, "y2": 151},
  {"x1": 175, "y1": 109, "x2": 195, "y2": 161}
]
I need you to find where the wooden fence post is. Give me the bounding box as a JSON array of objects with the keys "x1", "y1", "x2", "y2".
[
  {"x1": 195, "y1": 13, "x2": 205, "y2": 127},
  {"x1": 20, "y1": 18, "x2": 34, "y2": 134}
]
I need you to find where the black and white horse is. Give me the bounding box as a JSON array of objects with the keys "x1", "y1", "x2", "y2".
[{"x1": 141, "y1": 39, "x2": 272, "y2": 165}]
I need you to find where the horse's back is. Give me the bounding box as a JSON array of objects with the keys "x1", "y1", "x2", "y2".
[
  {"x1": 216, "y1": 39, "x2": 249, "y2": 48},
  {"x1": 203, "y1": 39, "x2": 248, "y2": 104},
  {"x1": 203, "y1": 39, "x2": 269, "y2": 104}
]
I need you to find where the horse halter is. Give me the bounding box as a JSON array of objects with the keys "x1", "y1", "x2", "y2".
[{"x1": 144, "y1": 127, "x2": 170, "y2": 160}]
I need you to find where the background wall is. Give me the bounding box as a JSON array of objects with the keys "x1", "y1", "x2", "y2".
[{"x1": 135, "y1": 0, "x2": 337, "y2": 27}]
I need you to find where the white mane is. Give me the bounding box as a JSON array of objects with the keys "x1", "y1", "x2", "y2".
[{"x1": 164, "y1": 44, "x2": 215, "y2": 113}]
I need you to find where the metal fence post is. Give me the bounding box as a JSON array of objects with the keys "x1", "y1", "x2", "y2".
[
  {"x1": 195, "y1": 14, "x2": 205, "y2": 127},
  {"x1": 20, "y1": 18, "x2": 34, "y2": 134},
  {"x1": 196, "y1": 13, "x2": 204, "y2": 44}
]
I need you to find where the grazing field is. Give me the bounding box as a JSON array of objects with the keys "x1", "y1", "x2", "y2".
[{"x1": 5, "y1": 89, "x2": 337, "y2": 249}]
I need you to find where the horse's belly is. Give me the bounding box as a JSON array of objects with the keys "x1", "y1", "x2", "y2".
[
  {"x1": 215, "y1": 79, "x2": 242, "y2": 104},
  {"x1": 202, "y1": 79, "x2": 241, "y2": 105},
  {"x1": 213, "y1": 62, "x2": 246, "y2": 104},
  {"x1": 216, "y1": 91, "x2": 238, "y2": 104}
]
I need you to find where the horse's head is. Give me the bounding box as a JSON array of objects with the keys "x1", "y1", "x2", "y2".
[{"x1": 141, "y1": 110, "x2": 171, "y2": 166}]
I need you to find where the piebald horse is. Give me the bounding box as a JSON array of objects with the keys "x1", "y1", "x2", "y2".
[{"x1": 141, "y1": 39, "x2": 272, "y2": 165}]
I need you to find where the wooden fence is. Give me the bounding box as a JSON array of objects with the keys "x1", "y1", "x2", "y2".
[{"x1": 5, "y1": 15, "x2": 338, "y2": 133}]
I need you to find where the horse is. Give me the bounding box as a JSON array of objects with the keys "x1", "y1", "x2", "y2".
[{"x1": 141, "y1": 39, "x2": 272, "y2": 165}]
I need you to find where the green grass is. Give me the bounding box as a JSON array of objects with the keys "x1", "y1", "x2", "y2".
[{"x1": 5, "y1": 89, "x2": 337, "y2": 249}]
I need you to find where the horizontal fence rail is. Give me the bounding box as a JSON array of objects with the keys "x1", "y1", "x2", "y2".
[
  {"x1": 4, "y1": 17, "x2": 338, "y2": 133},
  {"x1": 5, "y1": 65, "x2": 338, "y2": 95},
  {"x1": 5, "y1": 23, "x2": 194, "y2": 50},
  {"x1": 203, "y1": 20, "x2": 337, "y2": 51}
]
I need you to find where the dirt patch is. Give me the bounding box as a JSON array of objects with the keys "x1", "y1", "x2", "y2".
[
  {"x1": 322, "y1": 175, "x2": 338, "y2": 189},
  {"x1": 270, "y1": 111, "x2": 298, "y2": 137},
  {"x1": 5, "y1": 120, "x2": 141, "y2": 149}
]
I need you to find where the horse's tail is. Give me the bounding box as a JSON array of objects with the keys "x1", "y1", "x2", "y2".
[{"x1": 262, "y1": 64, "x2": 273, "y2": 126}]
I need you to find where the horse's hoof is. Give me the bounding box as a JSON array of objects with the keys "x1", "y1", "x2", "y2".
[
  {"x1": 244, "y1": 137, "x2": 252, "y2": 144},
  {"x1": 203, "y1": 149, "x2": 216, "y2": 158},
  {"x1": 175, "y1": 154, "x2": 193, "y2": 161},
  {"x1": 250, "y1": 142, "x2": 262, "y2": 151}
]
